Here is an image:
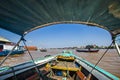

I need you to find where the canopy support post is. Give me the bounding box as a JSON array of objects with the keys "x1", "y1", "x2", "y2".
[
  {"x1": 0, "y1": 36, "x2": 24, "y2": 66},
  {"x1": 22, "y1": 38, "x2": 42, "y2": 79},
  {"x1": 11, "y1": 67, "x2": 18, "y2": 80},
  {"x1": 114, "y1": 38, "x2": 120, "y2": 56},
  {"x1": 86, "y1": 40, "x2": 114, "y2": 80}
]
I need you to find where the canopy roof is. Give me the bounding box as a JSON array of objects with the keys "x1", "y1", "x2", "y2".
[{"x1": 0, "y1": 0, "x2": 120, "y2": 36}]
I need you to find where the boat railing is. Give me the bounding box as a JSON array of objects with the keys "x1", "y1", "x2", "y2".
[{"x1": 75, "y1": 56, "x2": 120, "y2": 80}]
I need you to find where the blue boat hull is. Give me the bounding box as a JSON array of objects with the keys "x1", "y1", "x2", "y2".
[{"x1": 0, "y1": 50, "x2": 24, "y2": 56}]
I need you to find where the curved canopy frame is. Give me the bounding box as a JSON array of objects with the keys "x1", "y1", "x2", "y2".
[{"x1": 0, "y1": 0, "x2": 120, "y2": 36}]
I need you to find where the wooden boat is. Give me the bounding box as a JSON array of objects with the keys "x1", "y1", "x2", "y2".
[
  {"x1": 0, "y1": 51, "x2": 119, "y2": 80},
  {"x1": 24, "y1": 46, "x2": 37, "y2": 51},
  {"x1": 0, "y1": 0, "x2": 120, "y2": 80},
  {"x1": 40, "y1": 48, "x2": 47, "y2": 52},
  {"x1": 76, "y1": 49, "x2": 99, "y2": 52}
]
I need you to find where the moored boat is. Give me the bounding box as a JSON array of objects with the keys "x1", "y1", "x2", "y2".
[
  {"x1": 0, "y1": 37, "x2": 25, "y2": 56},
  {"x1": 0, "y1": 49, "x2": 25, "y2": 56}
]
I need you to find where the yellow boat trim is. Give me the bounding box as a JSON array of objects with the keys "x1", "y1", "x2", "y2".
[
  {"x1": 57, "y1": 56, "x2": 75, "y2": 61},
  {"x1": 50, "y1": 66, "x2": 79, "y2": 71}
]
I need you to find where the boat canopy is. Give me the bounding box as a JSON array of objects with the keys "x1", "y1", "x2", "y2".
[{"x1": 0, "y1": 0, "x2": 120, "y2": 36}]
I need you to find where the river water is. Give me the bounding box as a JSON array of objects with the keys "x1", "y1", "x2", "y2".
[{"x1": 0, "y1": 49, "x2": 120, "y2": 78}]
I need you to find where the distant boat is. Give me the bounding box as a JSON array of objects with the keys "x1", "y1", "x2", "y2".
[
  {"x1": 76, "y1": 45, "x2": 99, "y2": 52},
  {"x1": 24, "y1": 46, "x2": 37, "y2": 51},
  {"x1": 40, "y1": 48, "x2": 47, "y2": 52},
  {"x1": 76, "y1": 49, "x2": 99, "y2": 52}
]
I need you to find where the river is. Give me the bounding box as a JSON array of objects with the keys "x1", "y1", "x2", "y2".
[{"x1": 0, "y1": 49, "x2": 120, "y2": 78}]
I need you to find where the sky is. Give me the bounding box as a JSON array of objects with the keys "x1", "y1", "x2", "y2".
[{"x1": 0, "y1": 23, "x2": 117, "y2": 48}]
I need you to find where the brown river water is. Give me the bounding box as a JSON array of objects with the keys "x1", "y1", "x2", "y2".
[{"x1": 0, "y1": 49, "x2": 120, "y2": 78}]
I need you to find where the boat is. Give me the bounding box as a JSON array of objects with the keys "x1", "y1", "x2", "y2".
[
  {"x1": 0, "y1": 50, "x2": 119, "y2": 80},
  {"x1": 76, "y1": 49, "x2": 99, "y2": 52},
  {"x1": 0, "y1": 50, "x2": 24, "y2": 56},
  {"x1": 24, "y1": 46, "x2": 38, "y2": 51},
  {"x1": 0, "y1": 0, "x2": 120, "y2": 80},
  {"x1": 0, "y1": 37, "x2": 25, "y2": 56},
  {"x1": 76, "y1": 45, "x2": 99, "y2": 52},
  {"x1": 40, "y1": 48, "x2": 47, "y2": 52}
]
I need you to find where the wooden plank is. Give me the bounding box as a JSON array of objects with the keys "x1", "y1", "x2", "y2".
[{"x1": 76, "y1": 71, "x2": 86, "y2": 80}]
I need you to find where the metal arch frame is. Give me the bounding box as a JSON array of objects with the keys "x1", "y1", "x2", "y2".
[{"x1": 24, "y1": 21, "x2": 112, "y2": 35}]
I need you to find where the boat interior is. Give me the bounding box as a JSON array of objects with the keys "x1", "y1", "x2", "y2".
[{"x1": 1, "y1": 54, "x2": 99, "y2": 80}]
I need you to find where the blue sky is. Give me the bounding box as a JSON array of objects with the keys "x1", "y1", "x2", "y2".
[{"x1": 0, "y1": 24, "x2": 114, "y2": 48}]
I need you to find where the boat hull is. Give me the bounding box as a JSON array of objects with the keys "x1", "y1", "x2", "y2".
[
  {"x1": 0, "y1": 50, "x2": 24, "y2": 56},
  {"x1": 40, "y1": 49, "x2": 47, "y2": 52},
  {"x1": 76, "y1": 49, "x2": 99, "y2": 52}
]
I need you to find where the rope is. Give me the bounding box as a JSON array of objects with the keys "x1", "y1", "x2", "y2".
[{"x1": 86, "y1": 40, "x2": 114, "y2": 80}]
